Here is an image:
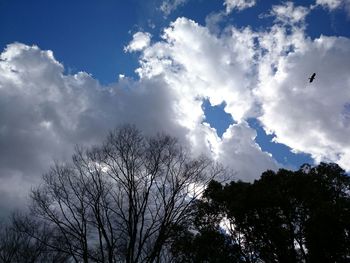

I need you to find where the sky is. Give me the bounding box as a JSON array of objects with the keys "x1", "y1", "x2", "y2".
[{"x1": 0, "y1": 0, "x2": 350, "y2": 217}]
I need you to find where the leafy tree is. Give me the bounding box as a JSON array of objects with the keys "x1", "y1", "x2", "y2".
[
  {"x1": 172, "y1": 163, "x2": 350, "y2": 263},
  {"x1": 171, "y1": 224, "x2": 241, "y2": 263}
]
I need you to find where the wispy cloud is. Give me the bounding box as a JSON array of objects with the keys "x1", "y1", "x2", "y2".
[
  {"x1": 160, "y1": 0, "x2": 188, "y2": 16},
  {"x1": 270, "y1": 2, "x2": 309, "y2": 25},
  {"x1": 224, "y1": 0, "x2": 256, "y2": 13},
  {"x1": 314, "y1": 0, "x2": 350, "y2": 16}
]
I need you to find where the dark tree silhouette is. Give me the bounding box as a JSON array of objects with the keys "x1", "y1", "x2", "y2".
[
  {"x1": 2, "y1": 125, "x2": 350, "y2": 263},
  {"x1": 0, "y1": 214, "x2": 69, "y2": 263},
  {"x1": 172, "y1": 163, "x2": 350, "y2": 263},
  {"x1": 171, "y1": 225, "x2": 241, "y2": 263},
  {"x1": 15, "y1": 125, "x2": 221, "y2": 263}
]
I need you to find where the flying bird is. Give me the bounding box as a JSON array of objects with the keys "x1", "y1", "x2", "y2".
[{"x1": 309, "y1": 73, "x2": 316, "y2": 83}]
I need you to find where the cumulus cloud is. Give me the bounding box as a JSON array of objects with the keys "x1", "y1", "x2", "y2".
[
  {"x1": 243, "y1": 2, "x2": 350, "y2": 170},
  {"x1": 219, "y1": 123, "x2": 277, "y2": 181},
  {"x1": 131, "y1": 17, "x2": 277, "y2": 174},
  {"x1": 124, "y1": 32, "x2": 151, "y2": 52},
  {"x1": 250, "y1": 2, "x2": 350, "y2": 170},
  {"x1": 130, "y1": 2, "x2": 350, "y2": 174},
  {"x1": 256, "y1": 34, "x2": 350, "y2": 170},
  {"x1": 224, "y1": 0, "x2": 256, "y2": 13},
  {"x1": 137, "y1": 18, "x2": 258, "y2": 122},
  {"x1": 2, "y1": 1, "x2": 349, "y2": 218},
  {"x1": 0, "y1": 43, "x2": 184, "y2": 216},
  {"x1": 0, "y1": 38, "x2": 278, "y2": 217},
  {"x1": 257, "y1": 3, "x2": 350, "y2": 170}
]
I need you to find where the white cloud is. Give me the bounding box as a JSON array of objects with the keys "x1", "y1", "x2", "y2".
[
  {"x1": 316, "y1": 0, "x2": 343, "y2": 9},
  {"x1": 0, "y1": 43, "x2": 183, "y2": 216},
  {"x1": 130, "y1": 5, "x2": 350, "y2": 175},
  {"x1": 252, "y1": 3, "x2": 350, "y2": 171},
  {"x1": 256, "y1": 34, "x2": 350, "y2": 170},
  {"x1": 254, "y1": 5, "x2": 350, "y2": 171},
  {"x1": 224, "y1": 0, "x2": 256, "y2": 13},
  {"x1": 3, "y1": 1, "x2": 350, "y2": 218},
  {"x1": 137, "y1": 18, "x2": 258, "y2": 122},
  {"x1": 219, "y1": 123, "x2": 277, "y2": 182},
  {"x1": 160, "y1": 0, "x2": 188, "y2": 16},
  {"x1": 270, "y1": 2, "x2": 309, "y2": 25},
  {"x1": 131, "y1": 17, "x2": 277, "y2": 176},
  {"x1": 0, "y1": 39, "x2": 277, "y2": 217},
  {"x1": 124, "y1": 32, "x2": 151, "y2": 52}
]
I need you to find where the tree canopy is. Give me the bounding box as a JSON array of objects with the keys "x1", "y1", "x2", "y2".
[{"x1": 172, "y1": 163, "x2": 350, "y2": 263}]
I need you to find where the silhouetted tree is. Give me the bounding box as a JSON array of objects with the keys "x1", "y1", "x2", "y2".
[
  {"x1": 0, "y1": 221, "x2": 21, "y2": 263},
  {"x1": 23, "y1": 125, "x2": 221, "y2": 263},
  {"x1": 0, "y1": 214, "x2": 69, "y2": 263},
  {"x1": 172, "y1": 163, "x2": 350, "y2": 263},
  {"x1": 170, "y1": 224, "x2": 242, "y2": 263},
  {"x1": 3, "y1": 124, "x2": 349, "y2": 263}
]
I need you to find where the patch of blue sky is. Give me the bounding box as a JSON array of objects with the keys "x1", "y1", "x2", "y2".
[
  {"x1": 247, "y1": 118, "x2": 314, "y2": 169},
  {"x1": 170, "y1": 0, "x2": 223, "y2": 21},
  {"x1": 201, "y1": 99, "x2": 234, "y2": 137},
  {"x1": 306, "y1": 7, "x2": 350, "y2": 38},
  {"x1": 202, "y1": 99, "x2": 313, "y2": 168},
  {"x1": 175, "y1": 0, "x2": 350, "y2": 39},
  {"x1": 0, "y1": 0, "x2": 140, "y2": 84}
]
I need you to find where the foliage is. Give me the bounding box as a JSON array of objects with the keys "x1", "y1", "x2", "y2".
[{"x1": 172, "y1": 163, "x2": 350, "y2": 263}]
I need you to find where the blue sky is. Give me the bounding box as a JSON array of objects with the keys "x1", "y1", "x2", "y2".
[
  {"x1": 202, "y1": 100, "x2": 313, "y2": 168},
  {"x1": 2, "y1": 0, "x2": 349, "y2": 84},
  {"x1": 1, "y1": 0, "x2": 350, "y2": 214}
]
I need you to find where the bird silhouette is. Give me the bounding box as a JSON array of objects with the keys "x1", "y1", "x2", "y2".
[{"x1": 309, "y1": 73, "x2": 316, "y2": 83}]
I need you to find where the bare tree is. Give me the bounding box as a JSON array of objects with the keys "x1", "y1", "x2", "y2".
[
  {"x1": 0, "y1": 221, "x2": 20, "y2": 263},
  {"x1": 28, "y1": 125, "x2": 222, "y2": 263},
  {"x1": 0, "y1": 214, "x2": 69, "y2": 263}
]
